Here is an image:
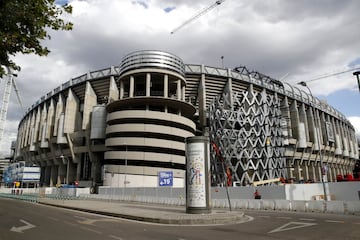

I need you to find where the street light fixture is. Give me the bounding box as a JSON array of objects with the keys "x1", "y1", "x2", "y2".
[
  {"x1": 297, "y1": 81, "x2": 328, "y2": 201},
  {"x1": 353, "y1": 71, "x2": 360, "y2": 92}
]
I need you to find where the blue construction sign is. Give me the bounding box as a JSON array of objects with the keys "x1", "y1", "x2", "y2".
[{"x1": 158, "y1": 171, "x2": 173, "y2": 187}]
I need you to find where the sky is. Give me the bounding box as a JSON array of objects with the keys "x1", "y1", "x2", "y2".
[{"x1": 1, "y1": 0, "x2": 360, "y2": 155}]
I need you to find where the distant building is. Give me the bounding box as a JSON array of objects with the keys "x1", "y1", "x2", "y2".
[
  {"x1": 2, "y1": 161, "x2": 40, "y2": 187},
  {"x1": 0, "y1": 141, "x2": 15, "y2": 186},
  {"x1": 0, "y1": 156, "x2": 10, "y2": 186},
  {"x1": 13, "y1": 50, "x2": 358, "y2": 188}
]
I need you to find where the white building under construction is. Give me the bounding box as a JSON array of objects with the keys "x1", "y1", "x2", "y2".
[{"x1": 12, "y1": 50, "x2": 358, "y2": 188}]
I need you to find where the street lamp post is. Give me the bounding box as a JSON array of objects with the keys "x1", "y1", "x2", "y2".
[
  {"x1": 298, "y1": 81, "x2": 328, "y2": 201},
  {"x1": 353, "y1": 71, "x2": 360, "y2": 92}
]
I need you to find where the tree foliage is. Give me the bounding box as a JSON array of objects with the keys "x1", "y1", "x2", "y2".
[{"x1": 0, "y1": 0, "x2": 73, "y2": 76}]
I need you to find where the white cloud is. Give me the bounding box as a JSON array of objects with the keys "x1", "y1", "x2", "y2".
[
  {"x1": 1, "y1": 0, "x2": 360, "y2": 153},
  {"x1": 348, "y1": 116, "x2": 360, "y2": 137}
]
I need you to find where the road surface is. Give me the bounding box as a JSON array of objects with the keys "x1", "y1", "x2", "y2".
[{"x1": 0, "y1": 198, "x2": 359, "y2": 240}]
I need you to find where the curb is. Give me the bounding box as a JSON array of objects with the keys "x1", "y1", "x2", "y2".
[{"x1": 38, "y1": 200, "x2": 247, "y2": 225}]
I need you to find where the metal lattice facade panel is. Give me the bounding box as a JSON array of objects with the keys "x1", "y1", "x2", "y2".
[{"x1": 209, "y1": 86, "x2": 286, "y2": 186}]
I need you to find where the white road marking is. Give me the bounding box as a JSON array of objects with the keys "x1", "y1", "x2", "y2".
[
  {"x1": 64, "y1": 221, "x2": 77, "y2": 227},
  {"x1": 47, "y1": 216, "x2": 59, "y2": 221},
  {"x1": 299, "y1": 218, "x2": 315, "y2": 221},
  {"x1": 269, "y1": 221, "x2": 317, "y2": 234},
  {"x1": 258, "y1": 216, "x2": 271, "y2": 218},
  {"x1": 325, "y1": 220, "x2": 344, "y2": 223},
  {"x1": 78, "y1": 218, "x2": 120, "y2": 225},
  {"x1": 80, "y1": 226, "x2": 102, "y2": 234},
  {"x1": 237, "y1": 215, "x2": 255, "y2": 224},
  {"x1": 109, "y1": 234, "x2": 123, "y2": 240},
  {"x1": 10, "y1": 219, "x2": 36, "y2": 233},
  {"x1": 277, "y1": 216, "x2": 292, "y2": 219}
]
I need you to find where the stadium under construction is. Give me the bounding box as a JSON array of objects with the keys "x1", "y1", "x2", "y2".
[{"x1": 11, "y1": 50, "x2": 359, "y2": 188}]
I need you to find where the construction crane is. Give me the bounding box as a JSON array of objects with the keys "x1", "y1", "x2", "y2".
[
  {"x1": 170, "y1": 0, "x2": 226, "y2": 34},
  {"x1": 0, "y1": 66, "x2": 24, "y2": 150}
]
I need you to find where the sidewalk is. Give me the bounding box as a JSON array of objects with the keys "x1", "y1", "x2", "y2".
[{"x1": 38, "y1": 198, "x2": 250, "y2": 225}]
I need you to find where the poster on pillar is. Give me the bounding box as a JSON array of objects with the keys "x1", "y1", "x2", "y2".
[{"x1": 186, "y1": 142, "x2": 207, "y2": 207}]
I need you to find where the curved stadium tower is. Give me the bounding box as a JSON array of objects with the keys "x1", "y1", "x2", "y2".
[{"x1": 14, "y1": 50, "x2": 358, "y2": 187}]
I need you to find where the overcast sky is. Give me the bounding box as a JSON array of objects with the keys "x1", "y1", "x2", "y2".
[{"x1": 1, "y1": 0, "x2": 360, "y2": 155}]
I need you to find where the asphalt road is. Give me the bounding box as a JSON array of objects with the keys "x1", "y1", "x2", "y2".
[{"x1": 1, "y1": 198, "x2": 360, "y2": 240}]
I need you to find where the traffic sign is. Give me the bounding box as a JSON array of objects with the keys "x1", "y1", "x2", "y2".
[{"x1": 158, "y1": 171, "x2": 173, "y2": 187}]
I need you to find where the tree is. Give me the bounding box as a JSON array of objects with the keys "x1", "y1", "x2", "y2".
[{"x1": 0, "y1": 0, "x2": 73, "y2": 76}]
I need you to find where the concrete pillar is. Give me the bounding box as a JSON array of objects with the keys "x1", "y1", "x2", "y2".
[
  {"x1": 18, "y1": 120, "x2": 25, "y2": 148},
  {"x1": 40, "y1": 122, "x2": 49, "y2": 148},
  {"x1": 164, "y1": 74, "x2": 168, "y2": 98},
  {"x1": 289, "y1": 165, "x2": 295, "y2": 179},
  {"x1": 39, "y1": 106, "x2": 47, "y2": 142},
  {"x1": 337, "y1": 165, "x2": 341, "y2": 178},
  {"x1": 44, "y1": 166, "x2": 51, "y2": 186},
  {"x1": 76, "y1": 161, "x2": 81, "y2": 182},
  {"x1": 328, "y1": 165, "x2": 333, "y2": 182},
  {"x1": 91, "y1": 156, "x2": 102, "y2": 186},
  {"x1": 306, "y1": 108, "x2": 316, "y2": 145},
  {"x1": 58, "y1": 164, "x2": 66, "y2": 184},
  {"x1": 290, "y1": 100, "x2": 306, "y2": 148},
  {"x1": 33, "y1": 107, "x2": 41, "y2": 144},
  {"x1": 308, "y1": 163, "x2": 316, "y2": 182},
  {"x1": 223, "y1": 74, "x2": 233, "y2": 109},
  {"x1": 28, "y1": 115, "x2": 34, "y2": 147},
  {"x1": 129, "y1": 76, "x2": 134, "y2": 97},
  {"x1": 56, "y1": 113, "x2": 67, "y2": 144},
  {"x1": 50, "y1": 166, "x2": 58, "y2": 187},
  {"x1": 341, "y1": 124, "x2": 349, "y2": 157},
  {"x1": 64, "y1": 89, "x2": 80, "y2": 134},
  {"x1": 46, "y1": 99, "x2": 55, "y2": 139},
  {"x1": 314, "y1": 111, "x2": 322, "y2": 151},
  {"x1": 294, "y1": 161, "x2": 303, "y2": 182},
  {"x1": 53, "y1": 94, "x2": 64, "y2": 137},
  {"x1": 340, "y1": 165, "x2": 344, "y2": 177},
  {"x1": 299, "y1": 104, "x2": 309, "y2": 141},
  {"x1": 177, "y1": 79, "x2": 181, "y2": 100},
  {"x1": 68, "y1": 160, "x2": 77, "y2": 183},
  {"x1": 21, "y1": 117, "x2": 29, "y2": 147},
  {"x1": 18, "y1": 124, "x2": 25, "y2": 151},
  {"x1": 317, "y1": 165, "x2": 322, "y2": 183},
  {"x1": 340, "y1": 166, "x2": 344, "y2": 176},
  {"x1": 304, "y1": 164, "x2": 309, "y2": 181},
  {"x1": 182, "y1": 85, "x2": 186, "y2": 101},
  {"x1": 281, "y1": 97, "x2": 292, "y2": 138},
  {"x1": 319, "y1": 112, "x2": 327, "y2": 148},
  {"x1": 27, "y1": 114, "x2": 34, "y2": 146},
  {"x1": 146, "y1": 73, "x2": 151, "y2": 96},
  {"x1": 289, "y1": 100, "x2": 300, "y2": 140},
  {"x1": 334, "y1": 121, "x2": 342, "y2": 155},
  {"x1": 108, "y1": 76, "x2": 119, "y2": 102},
  {"x1": 82, "y1": 82, "x2": 97, "y2": 130},
  {"x1": 23, "y1": 116, "x2": 30, "y2": 147},
  {"x1": 120, "y1": 78, "x2": 124, "y2": 99}
]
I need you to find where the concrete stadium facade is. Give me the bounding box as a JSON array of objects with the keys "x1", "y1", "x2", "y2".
[{"x1": 13, "y1": 50, "x2": 358, "y2": 188}]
